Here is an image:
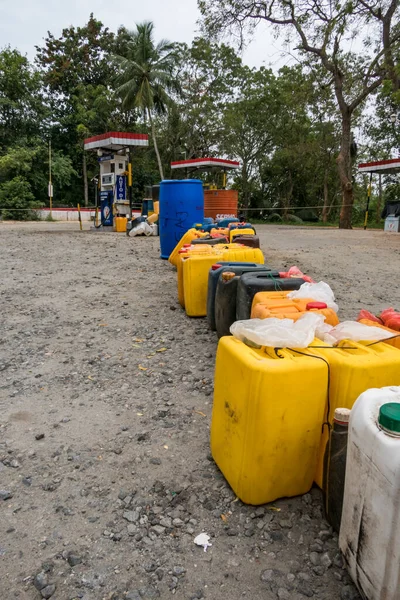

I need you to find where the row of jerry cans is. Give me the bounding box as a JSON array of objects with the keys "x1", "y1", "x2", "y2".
[
  {"x1": 206, "y1": 263, "x2": 338, "y2": 338},
  {"x1": 170, "y1": 243, "x2": 266, "y2": 317},
  {"x1": 169, "y1": 226, "x2": 260, "y2": 266},
  {"x1": 211, "y1": 335, "x2": 400, "y2": 505}
]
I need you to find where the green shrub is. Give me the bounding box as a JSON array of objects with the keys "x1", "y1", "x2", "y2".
[{"x1": 0, "y1": 176, "x2": 41, "y2": 220}]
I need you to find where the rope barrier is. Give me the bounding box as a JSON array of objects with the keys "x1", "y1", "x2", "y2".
[
  {"x1": 0, "y1": 203, "x2": 360, "y2": 212},
  {"x1": 236, "y1": 203, "x2": 359, "y2": 211},
  {"x1": 0, "y1": 205, "x2": 143, "y2": 211}
]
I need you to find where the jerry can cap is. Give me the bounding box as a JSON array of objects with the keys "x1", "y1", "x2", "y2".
[
  {"x1": 379, "y1": 403, "x2": 400, "y2": 436},
  {"x1": 222, "y1": 271, "x2": 236, "y2": 282},
  {"x1": 306, "y1": 301, "x2": 328, "y2": 310},
  {"x1": 334, "y1": 407, "x2": 351, "y2": 424}
]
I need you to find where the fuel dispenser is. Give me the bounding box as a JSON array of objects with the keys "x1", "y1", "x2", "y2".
[{"x1": 84, "y1": 132, "x2": 149, "y2": 228}]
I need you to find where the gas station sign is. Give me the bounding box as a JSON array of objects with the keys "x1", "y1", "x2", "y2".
[{"x1": 116, "y1": 175, "x2": 126, "y2": 201}]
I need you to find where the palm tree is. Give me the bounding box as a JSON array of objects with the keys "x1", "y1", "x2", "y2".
[{"x1": 114, "y1": 21, "x2": 180, "y2": 180}]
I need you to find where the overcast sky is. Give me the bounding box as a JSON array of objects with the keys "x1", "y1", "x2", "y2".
[{"x1": 0, "y1": 0, "x2": 292, "y2": 69}]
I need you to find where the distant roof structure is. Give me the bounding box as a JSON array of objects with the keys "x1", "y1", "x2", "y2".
[
  {"x1": 358, "y1": 158, "x2": 400, "y2": 174},
  {"x1": 84, "y1": 132, "x2": 149, "y2": 151},
  {"x1": 171, "y1": 157, "x2": 240, "y2": 170}
]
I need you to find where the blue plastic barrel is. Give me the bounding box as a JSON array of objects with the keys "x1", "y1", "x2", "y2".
[{"x1": 159, "y1": 179, "x2": 204, "y2": 259}]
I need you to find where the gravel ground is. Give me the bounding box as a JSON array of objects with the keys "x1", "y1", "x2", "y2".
[{"x1": 1, "y1": 222, "x2": 399, "y2": 600}]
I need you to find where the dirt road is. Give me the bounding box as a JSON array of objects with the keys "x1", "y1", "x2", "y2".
[{"x1": 1, "y1": 222, "x2": 399, "y2": 600}]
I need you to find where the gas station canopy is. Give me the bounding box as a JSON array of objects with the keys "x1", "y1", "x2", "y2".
[
  {"x1": 171, "y1": 157, "x2": 240, "y2": 171},
  {"x1": 358, "y1": 158, "x2": 400, "y2": 174},
  {"x1": 84, "y1": 131, "x2": 149, "y2": 151},
  {"x1": 358, "y1": 158, "x2": 400, "y2": 232}
]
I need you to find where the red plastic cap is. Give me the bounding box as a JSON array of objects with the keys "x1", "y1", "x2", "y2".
[
  {"x1": 306, "y1": 301, "x2": 328, "y2": 310},
  {"x1": 183, "y1": 244, "x2": 191, "y2": 247},
  {"x1": 211, "y1": 263, "x2": 222, "y2": 270}
]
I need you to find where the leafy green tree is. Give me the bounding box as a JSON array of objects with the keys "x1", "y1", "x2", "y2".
[
  {"x1": 0, "y1": 47, "x2": 46, "y2": 150},
  {"x1": 0, "y1": 143, "x2": 77, "y2": 214},
  {"x1": 221, "y1": 66, "x2": 280, "y2": 209},
  {"x1": 258, "y1": 65, "x2": 341, "y2": 222},
  {"x1": 114, "y1": 21, "x2": 180, "y2": 180},
  {"x1": 177, "y1": 39, "x2": 243, "y2": 160},
  {"x1": 36, "y1": 15, "x2": 129, "y2": 205},
  {"x1": 0, "y1": 176, "x2": 39, "y2": 220},
  {"x1": 198, "y1": 0, "x2": 400, "y2": 228}
]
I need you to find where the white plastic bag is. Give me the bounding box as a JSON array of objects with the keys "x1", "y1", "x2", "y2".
[
  {"x1": 287, "y1": 282, "x2": 339, "y2": 312},
  {"x1": 230, "y1": 313, "x2": 326, "y2": 348},
  {"x1": 194, "y1": 533, "x2": 212, "y2": 552},
  {"x1": 315, "y1": 320, "x2": 394, "y2": 344},
  {"x1": 130, "y1": 222, "x2": 153, "y2": 237}
]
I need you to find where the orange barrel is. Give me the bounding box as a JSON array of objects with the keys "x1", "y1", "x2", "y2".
[
  {"x1": 251, "y1": 294, "x2": 339, "y2": 327},
  {"x1": 204, "y1": 189, "x2": 238, "y2": 220}
]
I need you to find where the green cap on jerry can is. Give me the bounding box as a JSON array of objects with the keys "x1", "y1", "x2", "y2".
[{"x1": 379, "y1": 403, "x2": 400, "y2": 436}]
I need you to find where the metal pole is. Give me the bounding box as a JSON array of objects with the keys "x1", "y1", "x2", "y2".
[
  {"x1": 49, "y1": 139, "x2": 53, "y2": 218},
  {"x1": 376, "y1": 173, "x2": 383, "y2": 223},
  {"x1": 127, "y1": 149, "x2": 133, "y2": 236},
  {"x1": 363, "y1": 172, "x2": 372, "y2": 230},
  {"x1": 77, "y1": 203, "x2": 82, "y2": 231}
]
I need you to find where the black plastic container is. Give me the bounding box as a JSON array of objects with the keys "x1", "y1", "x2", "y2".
[
  {"x1": 236, "y1": 273, "x2": 306, "y2": 321},
  {"x1": 215, "y1": 269, "x2": 280, "y2": 338},
  {"x1": 191, "y1": 236, "x2": 229, "y2": 246},
  {"x1": 231, "y1": 234, "x2": 260, "y2": 248},
  {"x1": 323, "y1": 408, "x2": 350, "y2": 533},
  {"x1": 207, "y1": 263, "x2": 272, "y2": 331}
]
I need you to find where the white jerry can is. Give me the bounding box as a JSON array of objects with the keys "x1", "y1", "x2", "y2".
[{"x1": 339, "y1": 386, "x2": 400, "y2": 600}]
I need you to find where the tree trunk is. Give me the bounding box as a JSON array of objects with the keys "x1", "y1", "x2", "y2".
[
  {"x1": 337, "y1": 110, "x2": 353, "y2": 229},
  {"x1": 83, "y1": 153, "x2": 88, "y2": 207},
  {"x1": 322, "y1": 169, "x2": 330, "y2": 223},
  {"x1": 383, "y1": 6, "x2": 399, "y2": 92},
  {"x1": 283, "y1": 171, "x2": 293, "y2": 220},
  {"x1": 148, "y1": 109, "x2": 164, "y2": 181},
  {"x1": 242, "y1": 162, "x2": 249, "y2": 210}
]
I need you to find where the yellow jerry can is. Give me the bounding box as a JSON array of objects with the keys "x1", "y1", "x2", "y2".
[
  {"x1": 211, "y1": 336, "x2": 328, "y2": 505},
  {"x1": 177, "y1": 247, "x2": 218, "y2": 308},
  {"x1": 308, "y1": 340, "x2": 400, "y2": 488},
  {"x1": 182, "y1": 247, "x2": 265, "y2": 316},
  {"x1": 168, "y1": 229, "x2": 209, "y2": 268},
  {"x1": 114, "y1": 216, "x2": 127, "y2": 232}
]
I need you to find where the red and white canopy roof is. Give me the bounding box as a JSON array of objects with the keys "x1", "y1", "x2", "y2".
[
  {"x1": 84, "y1": 132, "x2": 149, "y2": 151},
  {"x1": 358, "y1": 158, "x2": 400, "y2": 174},
  {"x1": 171, "y1": 157, "x2": 240, "y2": 170}
]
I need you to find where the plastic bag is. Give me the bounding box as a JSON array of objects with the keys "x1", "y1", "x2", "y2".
[
  {"x1": 279, "y1": 266, "x2": 315, "y2": 284},
  {"x1": 287, "y1": 282, "x2": 339, "y2": 312},
  {"x1": 230, "y1": 313, "x2": 326, "y2": 348},
  {"x1": 357, "y1": 309, "x2": 382, "y2": 324},
  {"x1": 380, "y1": 307, "x2": 400, "y2": 331},
  {"x1": 129, "y1": 222, "x2": 153, "y2": 237},
  {"x1": 315, "y1": 320, "x2": 394, "y2": 344}
]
